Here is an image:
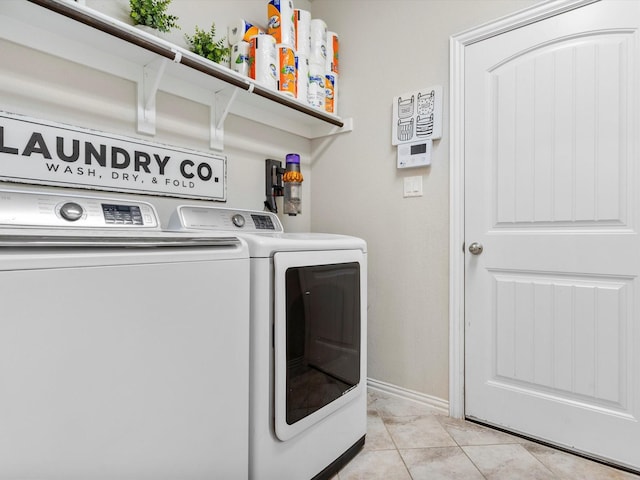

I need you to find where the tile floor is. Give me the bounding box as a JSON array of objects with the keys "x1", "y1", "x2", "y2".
[{"x1": 330, "y1": 389, "x2": 640, "y2": 480}]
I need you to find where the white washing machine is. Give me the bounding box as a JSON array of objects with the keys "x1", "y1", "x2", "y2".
[
  {"x1": 0, "y1": 188, "x2": 250, "y2": 479},
  {"x1": 170, "y1": 205, "x2": 367, "y2": 480}
]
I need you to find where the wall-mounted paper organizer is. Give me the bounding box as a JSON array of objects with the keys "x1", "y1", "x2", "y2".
[
  {"x1": 392, "y1": 85, "x2": 442, "y2": 145},
  {"x1": 392, "y1": 85, "x2": 442, "y2": 168}
]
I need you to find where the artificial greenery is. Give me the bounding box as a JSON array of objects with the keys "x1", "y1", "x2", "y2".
[
  {"x1": 129, "y1": 0, "x2": 179, "y2": 33},
  {"x1": 185, "y1": 23, "x2": 230, "y2": 65}
]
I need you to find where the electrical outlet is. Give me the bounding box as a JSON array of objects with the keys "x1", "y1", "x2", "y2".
[{"x1": 403, "y1": 176, "x2": 423, "y2": 197}]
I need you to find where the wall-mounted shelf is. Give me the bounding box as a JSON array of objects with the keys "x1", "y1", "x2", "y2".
[{"x1": 0, "y1": 0, "x2": 353, "y2": 150}]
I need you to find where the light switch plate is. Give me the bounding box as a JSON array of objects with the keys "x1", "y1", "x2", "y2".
[{"x1": 403, "y1": 176, "x2": 423, "y2": 197}]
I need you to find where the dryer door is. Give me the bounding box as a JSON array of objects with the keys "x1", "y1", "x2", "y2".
[{"x1": 273, "y1": 249, "x2": 365, "y2": 441}]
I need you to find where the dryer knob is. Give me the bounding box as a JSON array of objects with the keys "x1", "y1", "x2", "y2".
[
  {"x1": 231, "y1": 214, "x2": 246, "y2": 228},
  {"x1": 60, "y1": 202, "x2": 84, "y2": 222}
]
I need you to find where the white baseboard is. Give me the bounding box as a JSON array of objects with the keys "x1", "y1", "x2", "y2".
[{"x1": 367, "y1": 377, "x2": 449, "y2": 415}]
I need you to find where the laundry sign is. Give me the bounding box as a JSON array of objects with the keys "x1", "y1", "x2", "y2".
[{"x1": 0, "y1": 111, "x2": 226, "y2": 201}]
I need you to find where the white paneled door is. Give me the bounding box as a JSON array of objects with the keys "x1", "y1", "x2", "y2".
[{"x1": 464, "y1": 0, "x2": 640, "y2": 470}]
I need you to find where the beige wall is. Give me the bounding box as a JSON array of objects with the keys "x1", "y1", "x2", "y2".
[
  {"x1": 309, "y1": 0, "x2": 540, "y2": 401},
  {"x1": 1, "y1": 0, "x2": 540, "y2": 404}
]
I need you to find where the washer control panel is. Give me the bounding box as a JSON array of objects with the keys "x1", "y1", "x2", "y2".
[
  {"x1": 101, "y1": 204, "x2": 145, "y2": 225},
  {"x1": 0, "y1": 190, "x2": 159, "y2": 228},
  {"x1": 172, "y1": 206, "x2": 283, "y2": 233},
  {"x1": 249, "y1": 214, "x2": 276, "y2": 230}
]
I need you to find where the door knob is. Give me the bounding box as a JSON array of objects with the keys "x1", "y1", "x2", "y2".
[{"x1": 468, "y1": 242, "x2": 483, "y2": 255}]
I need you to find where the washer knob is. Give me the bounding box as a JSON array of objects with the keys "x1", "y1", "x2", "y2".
[
  {"x1": 231, "y1": 214, "x2": 246, "y2": 228},
  {"x1": 59, "y1": 202, "x2": 84, "y2": 222}
]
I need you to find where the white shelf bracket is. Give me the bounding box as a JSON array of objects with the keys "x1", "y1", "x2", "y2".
[
  {"x1": 210, "y1": 87, "x2": 239, "y2": 151},
  {"x1": 137, "y1": 57, "x2": 170, "y2": 135},
  {"x1": 310, "y1": 117, "x2": 355, "y2": 139}
]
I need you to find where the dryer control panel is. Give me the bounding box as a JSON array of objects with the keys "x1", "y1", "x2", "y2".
[
  {"x1": 170, "y1": 206, "x2": 283, "y2": 233},
  {"x1": 0, "y1": 189, "x2": 159, "y2": 228}
]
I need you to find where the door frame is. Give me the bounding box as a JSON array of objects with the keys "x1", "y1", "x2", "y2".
[{"x1": 448, "y1": 0, "x2": 599, "y2": 419}]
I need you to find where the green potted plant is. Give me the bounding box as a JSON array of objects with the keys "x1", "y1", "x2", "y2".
[
  {"x1": 185, "y1": 23, "x2": 230, "y2": 66},
  {"x1": 129, "y1": 0, "x2": 179, "y2": 33}
]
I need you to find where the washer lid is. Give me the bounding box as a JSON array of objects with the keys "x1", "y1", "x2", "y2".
[
  {"x1": 169, "y1": 205, "x2": 367, "y2": 257},
  {"x1": 234, "y1": 231, "x2": 366, "y2": 257}
]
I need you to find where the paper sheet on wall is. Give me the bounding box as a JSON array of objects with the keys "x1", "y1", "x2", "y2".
[{"x1": 392, "y1": 85, "x2": 443, "y2": 146}]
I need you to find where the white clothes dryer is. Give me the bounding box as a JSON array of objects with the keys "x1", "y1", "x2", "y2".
[
  {"x1": 0, "y1": 188, "x2": 250, "y2": 479},
  {"x1": 170, "y1": 205, "x2": 367, "y2": 480}
]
